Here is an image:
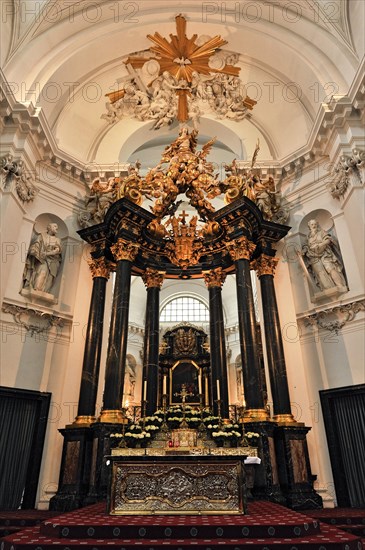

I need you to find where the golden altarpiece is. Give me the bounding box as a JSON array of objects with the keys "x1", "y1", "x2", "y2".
[{"x1": 49, "y1": 126, "x2": 322, "y2": 514}]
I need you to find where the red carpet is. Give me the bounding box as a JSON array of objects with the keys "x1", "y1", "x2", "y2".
[
  {"x1": 1, "y1": 501, "x2": 363, "y2": 549},
  {"x1": 302, "y1": 507, "x2": 365, "y2": 540}
]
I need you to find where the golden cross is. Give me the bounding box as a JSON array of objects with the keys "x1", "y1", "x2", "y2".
[{"x1": 178, "y1": 210, "x2": 189, "y2": 224}]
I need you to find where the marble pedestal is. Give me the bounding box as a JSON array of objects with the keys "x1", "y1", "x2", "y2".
[
  {"x1": 274, "y1": 424, "x2": 323, "y2": 510},
  {"x1": 49, "y1": 426, "x2": 93, "y2": 512},
  {"x1": 244, "y1": 421, "x2": 285, "y2": 505}
]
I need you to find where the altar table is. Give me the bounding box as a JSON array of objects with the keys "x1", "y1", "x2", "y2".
[{"x1": 107, "y1": 454, "x2": 248, "y2": 515}]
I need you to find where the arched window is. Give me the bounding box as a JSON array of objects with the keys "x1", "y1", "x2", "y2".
[{"x1": 160, "y1": 296, "x2": 209, "y2": 322}]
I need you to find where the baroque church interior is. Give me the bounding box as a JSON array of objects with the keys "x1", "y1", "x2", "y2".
[{"x1": 1, "y1": 0, "x2": 364, "y2": 534}]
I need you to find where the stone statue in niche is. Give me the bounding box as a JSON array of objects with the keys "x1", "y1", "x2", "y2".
[
  {"x1": 22, "y1": 223, "x2": 62, "y2": 294},
  {"x1": 125, "y1": 355, "x2": 136, "y2": 399},
  {"x1": 302, "y1": 219, "x2": 347, "y2": 292}
]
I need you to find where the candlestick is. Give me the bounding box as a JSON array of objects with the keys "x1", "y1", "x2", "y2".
[
  {"x1": 216, "y1": 379, "x2": 220, "y2": 400},
  {"x1": 143, "y1": 380, "x2": 147, "y2": 401},
  {"x1": 198, "y1": 373, "x2": 202, "y2": 394},
  {"x1": 163, "y1": 375, "x2": 167, "y2": 395}
]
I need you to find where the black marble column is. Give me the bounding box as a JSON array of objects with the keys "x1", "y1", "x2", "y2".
[
  {"x1": 50, "y1": 257, "x2": 111, "y2": 512},
  {"x1": 74, "y1": 258, "x2": 110, "y2": 424},
  {"x1": 99, "y1": 239, "x2": 139, "y2": 423},
  {"x1": 141, "y1": 269, "x2": 164, "y2": 416},
  {"x1": 253, "y1": 255, "x2": 294, "y2": 422},
  {"x1": 204, "y1": 268, "x2": 229, "y2": 418},
  {"x1": 228, "y1": 237, "x2": 269, "y2": 421}
]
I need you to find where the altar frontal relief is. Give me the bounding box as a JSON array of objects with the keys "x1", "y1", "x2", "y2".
[{"x1": 110, "y1": 459, "x2": 244, "y2": 515}]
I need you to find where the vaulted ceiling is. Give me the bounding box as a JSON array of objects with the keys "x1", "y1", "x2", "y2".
[{"x1": 1, "y1": 0, "x2": 364, "y2": 170}]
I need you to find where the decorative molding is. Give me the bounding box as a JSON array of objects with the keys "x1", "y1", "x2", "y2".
[
  {"x1": 1, "y1": 153, "x2": 38, "y2": 202},
  {"x1": 142, "y1": 268, "x2": 164, "y2": 289},
  {"x1": 87, "y1": 257, "x2": 112, "y2": 280},
  {"x1": 203, "y1": 267, "x2": 227, "y2": 289},
  {"x1": 251, "y1": 255, "x2": 279, "y2": 277},
  {"x1": 2, "y1": 302, "x2": 64, "y2": 336},
  {"x1": 128, "y1": 323, "x2": 145, "y2": 343},
  {"x1": 303, "y1": 299, "x2": 365, "y2": 334},
  {"x1": 328, "y1": 148, "x2": 365, "y2": 199},
  {"x1": 225, "y1": 323, "x2": 239, "y2": 336},
  {"x1": 226, "y1": 236, "x2": 256, "y2": 261},
  {"x1": 111, "y1": 239, "x2": 139, "y2": 262}
]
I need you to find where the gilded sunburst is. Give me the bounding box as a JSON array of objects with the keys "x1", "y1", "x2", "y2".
[{"x1": 125, "y1": 14, "x2": 241, "y2": 121}]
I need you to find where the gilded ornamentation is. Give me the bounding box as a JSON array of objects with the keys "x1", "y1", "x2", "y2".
[
  {"x1": 251, "y1": 255, "x2": 279, "y2": 277},
  {"x1": 110, "y1": 460, "x2": 243, "y2": 514},
  {"x1": 78, "y1": 127, "x2": 289, "y2": 234},
  {"x1": 203, "y1": 267, "x2": 227, "y2": 288},
  {"x1": 303, "y1": 299, "x2": 365, "y2": 334},
  {"x1": 174, "y1": 328, "x2": 197, "y2": 355},
  {"x1": 222, "y1": 143, "x2": 289, "y2": 223},
  {"x1": 103, "y1": 15, "x2": 256, "y2": 129},
  {"x1": 111, "y1": 239, "x2": 139, "y2": 262},
  {"x1": 164, "y1": 211, "x2": 204, "y2": 269},
  {"x1": 142, "y1": 268, "x2": 164, "y2": 289},
  {"x1": 78, "y1": 162, "x2": 144, "y2": 228},
  {"x1": 87, "y1": 257, "x2": 111, "y2": 279},
  {"x1": 226, "y1": 236, "x2": 256, "y2": 261},
  {"x1": 80, "y1": 176, "x2": 117, "y2": 227}
]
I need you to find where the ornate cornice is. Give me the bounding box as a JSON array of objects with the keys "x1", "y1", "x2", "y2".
[
  {"x1": 251, "y1": 254, "x2": 279, "y2": 277},
  {"x1": 142, "y1": 268, "x2": 164, "y2": 289},
  {"x1": 2, "y1": 303, "x2": 64, "y2": 336},
  {"x1": 226, "y1": 236, "x2": 256, "y2": 261},
  {"x1": 87, "y1": 257, "x2": 111, "y2": 280},
  {"x1": 203, "y1": 267, "x2": 227, "y2": 289},
  {"x1": 111, "y1": 239, "x2": 139, "y2": 262},
  {"x1": 303, "y1": 299, "x2": 365, "y2": 334}
]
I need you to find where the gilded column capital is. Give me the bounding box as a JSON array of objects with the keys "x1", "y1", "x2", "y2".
[
  {"x1": 251, "y1": 254, "x2": 279, "y2": 277},
  {"x1": 142, "y1": 268, "x2": 165, "y2": 289},
  {"x1": 87, "y1": 257, "x2": 111, "y2": 279},
  {"x1": 203, "y1": 267, "x2": 227, "y2": 289},
  {"x1": 111, "y1": 238, "x2": 139, "y2": 262},
  {"x1": 226, "y1": 236, "x2": 256, "y2": 261}
]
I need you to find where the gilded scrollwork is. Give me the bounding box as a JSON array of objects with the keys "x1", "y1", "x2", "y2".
[
  {"x1": 164, "y1": 211, "x2": 204, "y2": 269},
  {"x1": 226, "y1": 236, "x2": 256, "y2": 261},
  {"x1": 111, "y1": 239, "x2": 139, "y2": 262},
  {"x1": 173, "y1": 328, "x2": 197, "y2": 355},
  {"x1": 111, "y1": 461, "x2": 242, "y2": 514},
  {"x1": 102, "y1": 15, "x2": 256, "y2": 130},
  {"x1": 142, "y1": 268, "x2": 164, "y2": 289},
  {"x1": 251, "y1": 255, "x2": 279, "y2": 277},
  {"x1": 87, "y1": 257, "x2": 111, "y2": 279},
  {"x1": 203, "y1": 267, "x2": 227, "y2": 288}
]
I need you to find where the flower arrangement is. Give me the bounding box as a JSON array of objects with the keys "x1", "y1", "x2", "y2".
[
  {"x1": 124, "y1": 427, "x2": 151, "y2": 447},
  {"x1": 110, "y1": 432, "x2": 124, "y2": 448},
  {"x1": 245, "y1": 431, "x2": 260, "y2": 446},
  {"x1": 143, "y1": 415, "x2": 163, "y2": 427},
  {"x1": 212, "y1": 428, "x2": 242, "y2": 447}
]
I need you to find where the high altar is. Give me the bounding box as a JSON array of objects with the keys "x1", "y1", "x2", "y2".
[{"x1": 50, "y1": 127, "x2": 322, "y2": 513}]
